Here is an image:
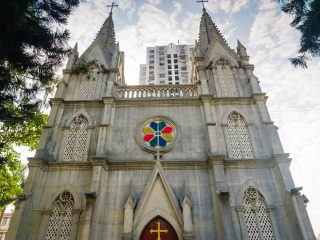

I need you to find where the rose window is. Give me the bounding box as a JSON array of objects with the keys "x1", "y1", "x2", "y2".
[{"x1": 143, "y1": 121, "x2": 174, "y2": 148}]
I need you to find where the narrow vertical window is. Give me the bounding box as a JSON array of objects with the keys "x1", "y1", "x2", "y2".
[
  {"x1": 78, "y1": 67, "x2": 99, "y2": 100},
  {"x1": 243, "y1": 187, "x2": 275, "y2": 240},
  {"x1": 45, "y1": 203, "x2": 61, "y2": 240},
  {"x1": 45, "y1": 191, "x2": 74, "y2": 240},
  {"x1": 216, "y1": 58, "x2": 239, "y2": 97},
  {"x1": 63, "y1": 115, "x2": 88, "y2": 162},
  {"x1": 227, "y1": 111, "x2": 254, "y2": 159}
]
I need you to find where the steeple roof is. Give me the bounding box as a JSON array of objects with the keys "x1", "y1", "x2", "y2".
[
  {"x1": 198, "y1": 8, "x2": 228, "y2": 50},
  {"x1": 78, "y1": 12, "x2": 116, "y2": 66}
]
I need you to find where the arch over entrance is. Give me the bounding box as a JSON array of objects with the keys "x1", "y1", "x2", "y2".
[{"x1": 140, "y1": 217, "x2": 179, "y2": 240}]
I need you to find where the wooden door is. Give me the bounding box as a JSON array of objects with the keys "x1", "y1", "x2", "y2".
[{"x1": 139, "y1": 217, "x2": 179, "y2": 240}]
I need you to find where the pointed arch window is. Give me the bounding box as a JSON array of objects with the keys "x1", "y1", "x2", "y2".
[
  {"x1": 243, "y1": 187, "x2": 275, "y2": 240},
  {"x1": 227, "y1": 111, "x2": 254, "y2": 159},
  {"x1": 216, "y1": 58, "x2": 239, "y2": 97},
  {"x1": 63, "y1": 115, "x2": 88, "y2": 162},
  {"x1": 45, "y1": 190, "x2": 74, "y2": 240},
  {"x1": 78, "y1": 66, "x2": 99, "y2": 100}
]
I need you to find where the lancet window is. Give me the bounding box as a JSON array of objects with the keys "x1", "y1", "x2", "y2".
[
  {"x1": 227, "y1": 111, "x2": 254, "y2": 159},
  {"x1": 45, "y1": 190, "x2": 74, "y2": 240},
  {"x1": 78, "y1": 66, "x2": 99, "y2": 100},
  {"x1": 243, "y1": 187, "x2": 274, "y2": 240},
  {"x1": 216, "y1": 58, "x2": 239, "y2": 97},
  {"x1": 63, "y1": 114, "x2": 88, "y2": 162}
]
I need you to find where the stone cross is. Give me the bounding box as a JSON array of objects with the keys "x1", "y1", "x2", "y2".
[
  {"x1": 197, "y1": 0, "x2": 208, "y2": 9},
  {"x1": 107, "y1": 2, "x2": 118, "y2": 13}
]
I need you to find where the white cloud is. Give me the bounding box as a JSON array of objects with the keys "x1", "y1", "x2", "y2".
[
  {"x1": 231, "y1": 0, "x2": 249, "y2": 13},
  {"x1": 148, "y1": 0, "x2": 162, "y2": 5},
  {"x1": 220, "y1": 0, "x2": 232, "y2": 13}
]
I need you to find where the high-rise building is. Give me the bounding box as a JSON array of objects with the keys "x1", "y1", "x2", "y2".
[
  {"x1": 139, "y1": 64, "x2": 147, "y2": 85},
  {"x1": 139, "y1": 43, "x2": 194, "y2": 85},
  {"x1": 7, "y1": 7, "x2": 316, "y2": 240}
]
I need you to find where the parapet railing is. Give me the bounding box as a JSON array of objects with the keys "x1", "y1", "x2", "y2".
[{"x1": 117, "y1": 84, "x2": 198, "y2": 99}]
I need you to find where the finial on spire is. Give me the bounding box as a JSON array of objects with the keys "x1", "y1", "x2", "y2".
[
  {"x1": 197, "y1": 0, "x2": 208, "y2": 9},
  {"x1": 107, "y1": 2, "x2": 118, "y2": 13}
]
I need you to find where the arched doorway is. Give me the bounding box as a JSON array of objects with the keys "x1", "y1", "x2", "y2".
[{"x1": 139, "y1": 216, "x2": 179, "y2": 240}]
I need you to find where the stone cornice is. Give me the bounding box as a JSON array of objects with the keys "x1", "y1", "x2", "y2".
[
  {"x1": 109, "y1": 68, "x2": 119, "y2": 73},
  {"x1": 90, "y1": 156, "x2": 109, "y2": 171},
  {"x1": 102, "y1": 97, "x2": 116, "y2": 105},
  {"x1": 200, "y1": 94, "x2": 213, "y2": 103},
  {"x1": 115, "y1": 98, "x2": 201, "y2": 108},
  {"x1": 49, "y1": 98, "x2": 64, "y2": 107},
  {"x1": 27, "y1": 158, "x2": 48, "y2": 171},
  {"x1": 252, "y1": 93, "x2": 268, "y2": 103},
  {"x1": 207, "y1": 155, "x2": 225, "y2": 167},
  {"x1": 62, "y1": 69, "x2": 72, "y2": 74}
]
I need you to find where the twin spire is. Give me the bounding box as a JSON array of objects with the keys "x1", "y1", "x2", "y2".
[{"x1": 198, "y1": 8, "x2": 228, "y2": 50}]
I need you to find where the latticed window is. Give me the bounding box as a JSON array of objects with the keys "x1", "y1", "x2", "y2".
[
  {"x1": 243, "y1": 187, "x2": 275, "y2": 240},
  {"x1": 227, "y1": 111, "x2": 254, "y2": 159},
  {"x1": 78, "y1": 66, "x2": 99, "y2": 100},
  {"x1": 63, "y1": 115, "x2": 88, "y2": 162},
  {"x1": 45, "y1": 190, "x2": 74, "y2": 240},
  {"x1": 216, "y1": 58, "x2": 239, "y2": 97}
]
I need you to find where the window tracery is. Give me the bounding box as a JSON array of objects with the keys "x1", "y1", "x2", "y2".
[
  {"x1": 78, "y1": 66, "x2": 99, "y2": 100},
  {"x1": 63, "y1": 114, "x2": 88, "y2": 162},
  {"x1": 216, "y1": 58, "x2": 239, "y2": 97},
  {"x1": 45, "y1": 191, "x2": 74, "y2": 240},
  {"x1": 227, "y1": 111, "x2": 254, "y2": 159},
  {"x1": 243, "y1": 187, "x2": 274, "y2": 240}
]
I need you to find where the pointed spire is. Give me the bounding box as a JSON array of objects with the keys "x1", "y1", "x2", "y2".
[
  {"x1": 198, "y1": 8, "x2": 228, "y2": 51},
  {"x1": 66, "y1": 42, "x2": 78, "y2": 69},
  {"x1": 96, "y1": 12, "x2": 116, "y2": 62},
  {"x1": 237, "y1": 40, "x2": 248, "y2": 57}
]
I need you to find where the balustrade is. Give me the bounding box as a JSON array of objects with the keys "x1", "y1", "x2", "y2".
[{"x1": 117, "y1": 84, "x2": 198, "y2": 99}]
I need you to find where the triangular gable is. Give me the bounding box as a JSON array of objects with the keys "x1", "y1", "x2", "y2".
[
  {"x1": 133, "y1": 162, "x2": 183, "y2": 228},
  {"x1": 78, "y1": 41, "x2": 109, "y2": 68},
  {"x1": 205, "y1": 38, "x2": 240, "y2": 66}
]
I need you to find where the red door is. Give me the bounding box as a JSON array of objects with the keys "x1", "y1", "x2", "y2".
[{"x1": 140, "y1": 217, "x2": 179, "y2": 240}]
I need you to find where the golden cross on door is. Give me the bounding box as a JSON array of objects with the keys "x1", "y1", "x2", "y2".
[{"x1": 150, "y1": 221, "x2": 168, "y2": 240}]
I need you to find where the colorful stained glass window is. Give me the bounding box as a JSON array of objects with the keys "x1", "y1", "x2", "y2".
[
  {"x1": 59, "y1": 203, "x2": 73, "y2": 240},
  {"x1": 143, "y1": 121, "x2": 174, "y2": 148},
  {"x1": 216, "y1": 58, "x2": 239, "y2": 97},
  {"x1": 78, "y1": 68, "x2": 98, "y2": 100},
  {"x1": 257, "y1": 199, "x2": 274, "y2": 240},
  {"x1": 243, "y1": 187, "x2": 275, "y2": 240},
  {"x1": 239, "y1": 118, "x2": 254, "y2": 159},
  {"x1": 63, "y1": 115, "x2": 88, "y2": 162},
  {"x1": 244, "y1": 198, "x2": 260, "y2": 240},
  {"x1": 227, "y1": 111, "x2": 254, "y2": 159},
  {"x1": 45, "y1": 204, "x2": 61, "y2": 240},
  {"x1": 45, "y1": 191, "x2": 74, "y2": 240}
]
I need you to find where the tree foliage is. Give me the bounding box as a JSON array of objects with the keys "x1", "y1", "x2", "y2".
[
  {"x1": 0, "y1": 0, "x2": 81, "y2": 211},
  {"x1": 273, "y1": 0, "x2": 320, "y2": 68}
]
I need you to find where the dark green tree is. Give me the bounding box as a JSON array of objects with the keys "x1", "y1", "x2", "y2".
[
  {"x1": 0, "y1": 0, "x2": 81, "y2": 212},
  {"x1": 273, "y1": 0, "x2": 320, "y2": 68}
]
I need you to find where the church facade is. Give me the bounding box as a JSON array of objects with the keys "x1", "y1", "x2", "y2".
[{"x1": 7, "y1": 8, "x2": 316, "y2": 240}]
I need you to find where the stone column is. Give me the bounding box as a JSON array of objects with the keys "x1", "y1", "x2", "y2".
[
  {"x1": 290, "y1": 192, "x2": 316, "y2": 240},
  {"x1": 6, "y1": 158, "x2": 48, "y2": 240},
  {"x1": 244, "y1": 65, "x2": 262, "y2": 94},
  {"x1": 96, "y1": 97, "x2": 114, "y2": 156},
  {"x1": 197, "y1": 66, "x2": 209, "y2": 94},
  {"x1": 84, "y1": 157, "x2": 108, "y2": 240},
  {"x1": 209, "y1": 157, "x2": 236, "y2": 240},
  {"x1": 268, "y1": 207, "x2": 284, "y2": 239},
  {"x1": 181, "y1": 196, "x2": 195, "y2": 240}
]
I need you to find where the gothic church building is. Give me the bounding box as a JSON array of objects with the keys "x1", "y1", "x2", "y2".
[{"x1": 7, "y1": 7, "x2": 316, "y2": 240}]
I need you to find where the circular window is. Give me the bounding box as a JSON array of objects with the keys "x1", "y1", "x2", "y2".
[{"x1": 135, "y1": 116, "x2": 180, "y2": 153}]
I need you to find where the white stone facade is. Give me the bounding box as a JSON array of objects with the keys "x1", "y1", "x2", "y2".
[{"x1": 6, "y1": 8, "x2": 316, "y2": 240}]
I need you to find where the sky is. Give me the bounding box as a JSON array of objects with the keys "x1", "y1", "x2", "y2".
[{"x1": 18, "y1": 0, "x2": 320, "y2": 235}]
